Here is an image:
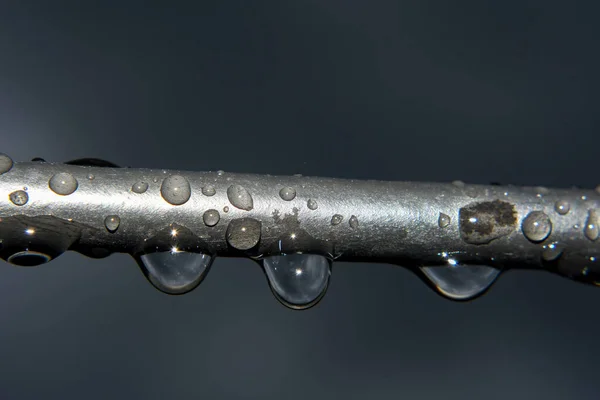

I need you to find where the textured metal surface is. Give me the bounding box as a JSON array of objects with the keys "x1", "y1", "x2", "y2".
[{"x1": 0, "y1": 154, "x2": 599, "y2": 287}]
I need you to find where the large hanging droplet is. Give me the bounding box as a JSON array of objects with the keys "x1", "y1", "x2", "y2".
[
  {"x1": 420, "y1": 264, "x2": 500, "y2": 300},
  {"x1": 262, "y1": 254, "x2": 331, "y2": 309},
  {"x1": 138, "y1": 251, "x2": 213, "y2": 295}
]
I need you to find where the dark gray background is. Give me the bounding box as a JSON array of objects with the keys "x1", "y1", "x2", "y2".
[{"x1": 1, "y1": 1, "x2": 599, "y2": 399}]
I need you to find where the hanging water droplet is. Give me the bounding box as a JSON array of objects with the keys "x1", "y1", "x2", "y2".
[
  {"x1": 584, "y1": 210, "x2": 599, "y2": 241},
  {"x1": 331, "y1": 214, "x2": 343, "y2": 225},
  {"x1": 203, "y1": 209, "x2": 220, "y2": 227},
  {"x1": 0, "y1": 153, "x2": 13, "y2": 174},
  {"x1": 160, "y1": 175, "x2": 191, "y2": 205},
  {"x1": 262, "y1": 254, "x2": 331, "y2": 309},
  {"x1": 349, "y1": 215, "x2": 359, "y2": 229},
  {"x1": 307, "y1": 199, "x2": 318, "y2": 210},
  {"x1": 522, "y1": 211, "x2": 552, "y2": 242},
  {"x1": 554, "y1": 200, "x2": 570, "y2": 215},
  {"x1": 279, "y1": 187, "x2": 296, "y2": 201},
  {"x1": 420, "y1": 264, "x2": 500, "y2": 300},
  {"x1": 227, "y1": 184, "x2": 253, "y2": 211},
  {"x1": 138, "y1": 251, "x2": 213, "y2": 295},
  {"x1": 49, "y1": 172, "x2": 78, "y2": 195},
  {"x1": 9, "y1": 190, "x2": 28, "y2": 206},
  {"x1": 438, "y1": 212, "x2": 451, "y2": 228},
  {"x1": 226, "y1": 218, "x2": 261, "y2": 250},
  {"x1": 202, "y1": 185, "x2": 216, "y2": 196},
  {"x1": 104, "y1": 215, "x2": 120, "y2": 233},
  {"x1": 541, "y1": 242, "x2": 563, "y2": 261},
  {"x1": 132, "y1": 181, "x2": 148, "y2": 193}
]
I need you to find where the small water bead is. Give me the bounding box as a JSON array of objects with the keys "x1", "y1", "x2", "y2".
[
  {"x1": 522, "y1": 211, "x2": 552, "y2": 242},
  {"x1": 132, "y1": 181, "x2": 149, "y2": 193},
  {"x1": 87, "y1": 173, "x2": 95, "y2": 180},
  {"x1": 452, "y1": 180, "x2": 466, "y2": 188},
  {"x1": 279, "y1": 187, "x2": 296, "y2": 201},
  {"x1": 584, "y1": 210, "x2": 599, "y2": 241},
  {"x1": 138, "y1": 251, "x2": 213, "y2": 295},
  {"x1": 49, "y1": 172, "x2": 78, "y2": 195},
  {"x1": 160, "y1": 175, "x2": 191, "y2": 205},
  {"x1": 202, "y1": 185, "x2": 216, "y2": 196},
  {"x1": 223, "y1": 206, "x2": 229, "y2": 213},
  {"x1": 9, "y1": 190, "x2": 28, "y2": 206},
  {"x1": 438, "y1": 212, "x2": 451, "y2": 228},
  {"x1": 554, "y1": 200, "x2": 570, "y2": 215},
  {"x1": 153, "y1": 177, "x2": 159, "y2": 183},
  {"x1": 104, "y1": 215, "x2": 121, "y2": 233},
  {"x1": 349, "y1": 215, "x2": 359, "y2": 229},
  {"x1": 541, "y1": 242, "x2": 563, "y2": 262},
  {"x1": 226, "y1": 218, "x2": 262, "y2": 250},
  {"x1": 203, "y1": 209, "x2": 220, "y2": 227},
  {"x1": 217, "y1": 170, "x2": 225, "y2": 176},
  {"x1": 331, "y1": 214, "x2": 343, "y2": 225},
  {"x1": 307, "y1": 199, "x2": 318, "y2": 210},
  {"x1": 262, "y1": 254, "x2": 331, "y2": 309},
  {"x1": 227, "y1": 184, "x2": 254, "y2": 211},
  {"x1": 420, "y1": 264, "x2": 500, "y2": 300},
  {"x1": 0, "y1": 154, "x2": 13, "y2": 174}
]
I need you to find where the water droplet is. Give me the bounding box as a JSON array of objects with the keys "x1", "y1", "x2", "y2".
[
  {"x1": 87, "y1": 173, "x2": 95, "y2": 180},
  {"x1": 217, "y1": 170, "x2": 225, "y2": 176},
  {"x1": 0, "y1": 153, "x2": 13, "y2": 174},
  {"x1": 554, "y1": 200, "x2": 570, "y2": 215},
  {"x1": 226, "y1": 218, "x2": 261, "y2": 250},
  {"x1": 262, "y1": 254, "x2": 331, "y2": 309},
  {"x1": 153, "y1": 177, "x2": 158, "y2": 183},
  {"x1": 574, "y1": 224, "x2": 580, "y2": 230},
  {"x1": 160, "y1": 175, "x2": 191, "y2": 205},
  {"x1": 535, "y1": 186, "x2": 549, "y2": 196},
  {"x1": 104, "y1": 215, "x2": 120, "y2": 233},
  {"x1": 138, "y1": 251, "x2": 213, "y2": 295},
  {"x1": 7, "y1": 251, "x2": 52, "y2": 266},
  {"x1": 223, "y1": 206, "x2": 229, "y2": 213},
  {"x1": 452, "y1": 180, "x2": 465, "y2": 188},
  {"x1": 132, "y1": 181, "x2": 148, "y2": 193},
  {"x1": 279, "y1": 187, "x2": 296, "y2": 201},
  {"x1": 9, "y1": 190, "x2": 28, "y2": 206},
  {"x1": 331, "y1": 214, "x2": 343, "y2": 225},
  {"x1": 307, "y1": 199, "x2": 318, "y2": 210},
  {"x1": 522, "y1": 211, "x2": 552, "y2": 242},
  {"x1": 420, "y1": 264, "x2": 500, "y2": 300},
  {"x1": 438, "y1": 212, "x2": 451, "y2": 228},
  {"x1": 203, "y1": 209, "x2": 220, "y2": 227},
  {"x1": 49, "y1": 172, "x2": 78, "y2": 195},
  {"x1": 541, "y1": 242, "x2": 563, "y2": 261},
  {"x1": 582, "y1": 195, "x2": 588, "y2": 201},
  {"x1": 584, "y1": 210, "x2": 599, "y2": 241},
  {"x1": 202, "y1": 185, "x2": 216, "y2": 196},
  {"x1": 349, "y1": 215, "x2": 359, "y2": 229},
  {"x1": 227, "y1": 184, "x2": 253, "y2": 211}
]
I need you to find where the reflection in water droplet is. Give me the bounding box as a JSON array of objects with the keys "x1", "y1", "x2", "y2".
[
  {"x1": 138, "y1": 251, "x2": 213, "y2": 295},
  {"x1": 420, "y1": 264, "x2": 500, "y2": 300},
  {"x1": 0, "y1": 153, "x2": 13, "y2": 174},
  {"x1": 438, "y1": 212, "x2": 451, "y2": 228},
  {"x1": 203, "y1": 209, "x2": 220, "y2": 227},
  {"x1": 541, "y1": 242, "x2": 563, "y2": 261},
  {"x1": 584, "y1": 210, "x2": 599, "y2": 241},
  {"x1": 554, "y1": 200, "x2": 570, "y2": 215},
  {"x1": 226, "y1": 218, "x2": 261, "y2": 250},
  {"x1": 202, "y1": 185, "x2": 216, "y2": 196},
  {"x1": 7, "y1": 251, "x2": 52, "y2": 266},
  {"x1": 9, "y1": 190, "x2": 28, "y2": 206},
  {"x1": 522, "y1": 211, "x2": 552, "y2": 242},
  {"x1": 279, "y1": 187, "x2": 296, "y2": 201},
  {"x1": 307, "y1": 199, "x2": 318, "y2": 210},
  {"x1": 349, "y1": 215, "x2": 359, "y2": 229},
  {"x1": 49, "y1": 172, "x2": 78, "y2": 195},
  {"x1": 104, "y1": 215, "x2": 121, "y2": 233},
  {"x1": 160, "y1": 175, "x2": 191, "y2": 205},
  {"x1": 262, "y1": 254, "x2": 331, "y2": 309},
  {"x1": 331, "y1": 214, "x2": 343, "y2": 225},
  {"x1": 227, "y1": 184, "x2": 254, "y2": 211},
  {"x1": 132, "y1": 181, "x2": 148, "y2": 193}
]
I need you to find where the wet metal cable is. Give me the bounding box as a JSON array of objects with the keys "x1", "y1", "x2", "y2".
[{"x1": 0, "y1": 154, "x2": 599, "y2": 307}]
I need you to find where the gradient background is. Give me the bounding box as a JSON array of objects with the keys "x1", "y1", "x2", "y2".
[{"x1": 1, "y1": 2, "x2": 599, "y2": 399}]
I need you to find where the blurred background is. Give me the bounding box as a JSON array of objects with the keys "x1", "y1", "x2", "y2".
[{"x1": 1, "y1": 1, "x2": 599, "y2": 399}]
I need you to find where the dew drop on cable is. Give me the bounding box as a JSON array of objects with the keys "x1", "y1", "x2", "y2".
[
  {"x1": 307, "y1": 199, "x2": 318, "y2": 210},
  {"x1": 160, "y1": 175, "x2": 191, "y2": 205},
  {"x1": 49, "y1": 172, "x2": 78, "y2": 195},
  {"x1": 202, "y1": 185, "x2": 216, "y2": 196},
  {"x1": 262, "y1": 254, "x2": 331, "y2": 309},
  {"x1": 554, "y1": 200, "x2": 570, "y2": 215},
  {"x1": 541, "y1": 242, "x2": 563, "y2": 262},
  {"x1": 420, "y1": 264, "x2": 500, "y2": 300},
  {"x1": 0, "y1": 153, "x2": 13, "y2": 174},
  {"x1": 438, "y1": 212, "x2": 451, "y2": 228},
  {"x1": 584, "y1": 210, "x2": 599, "y2": 241},
  {"x1": 227, "y1": 184, "x2": 253, "y2": 211},
  {"x1": 203, "y1": 209, "x2": 220, "y2": 227},
  {"x1": 349, "y1": 215, "x2": 359, "y2": 229},
  {"x1": 9, "y1": 190, "x2": 28, "y2": 206},
  {"x1": 226, "y1": 218, "x2": 261, "y2": 250},
  {"x1": 104, "y1": 215, "x2": 121, "y2": 233},
  {"x1": 132, "y1": 181, "x2": 148, "y2": 193},
  {"x1": 331, "y1": 214, "x2": 343, "y2": 225},
  {"x1": 279, "y1": 187, "x2": 296, "y2": 201},
  {"x1": 521, "y1": 211, "x2": 552, "y2": 242},
  {"x1": 138, "y1": 251, "x2": 213, "y2": 295}
]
